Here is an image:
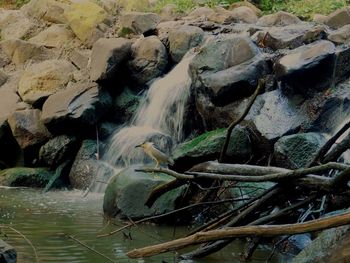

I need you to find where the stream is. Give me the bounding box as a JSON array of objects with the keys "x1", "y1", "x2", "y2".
[{"x1": 0, "y1": 187, "x2": 289, "y2": 263}]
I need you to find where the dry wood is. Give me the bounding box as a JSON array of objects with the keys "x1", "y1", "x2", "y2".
[
  {"x1": 323, "y1": 133, "x2": 350, "y2": 163},
  {"x1": 127, "y1": 211, "x2": 350, "y2": 258}
]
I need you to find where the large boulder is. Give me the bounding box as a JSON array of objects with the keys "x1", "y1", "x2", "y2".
[
  {"x1": 21, "y1": 0, "x2": 68, "y2": 23},
  {"x1": 0, "y1": 167, "x2": 55, "y2": 187},
  {"x1": 0, "y1": 239, "x2": 16, "y2": 263},
  {"x1": 8, "y1": 109, "x2": 52, "y2": 150},
  {"x1": 274, "y1": 40, "x2": 336, "y2": 97},
  {"x1": 325, "y1": 7, "x2": 350, "y2": 29},
  {"x1": 29, "y1": 24, "x2": 75, "y2": 48},
  {"x1": 172, "y1": 126, "x2": 252, "y2": 171},
  {"x1": 90, "y1": 38, "x2": 132, "y2": 82},
  {"x1": 1, "y1": 39, "x2": 47, "y2": 65},
  {"x1": 64, "y1": 1, "x2": 108, "y2": 46},
  {"x1": 168, "y1": 25, "x2": 204, "y2": 63},
  {"x1": 128, "y1": 36, "x2": 168, "y2": 85},
  {"x1": 328, "y1": 24, "x2": 350, "y2": 44},
  {"x1": 274, "y1": 132, "x2": 326, "y2": 169},
  {"x1": 41, "y1": 81, "x2": 112, "y2": 135},
  {"x1": 0, "y1": 73, "x2": 22, "y2": 122},
  {"x1": 18, "y1": 59, "x2": 75, "y2": 105},
  {"x1": 119, "y1": 12, "x2": 160, "y2": 35},
  {"x1": 230, "y1": 6, "x2": 258, "y2": 24},
  {"x1": 103, "y1": 166, "x2": 186, "y2": 219},
  {"x1": 257, "y1": 11, "x2": 302, "y2": 27},
  {"x1": 229, "y1": 1, "x2": 262, "y2": 16},
  {"x1": 190, "y1": 35, "x2": 269, "y2": 106},
  {"x1": 0, "y1": 10, "x2": 36, "y2": 40},
  {"x1": 39, "y1": 135, "x2": 78, "y2": 168},
  {"x1": 69, "y1": 49, "x2": 91, "y2": 70}
]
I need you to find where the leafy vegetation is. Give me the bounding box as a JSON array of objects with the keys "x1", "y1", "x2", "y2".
[{"x1": 0, "y1": 0, "x2": 30, "y2": 8}]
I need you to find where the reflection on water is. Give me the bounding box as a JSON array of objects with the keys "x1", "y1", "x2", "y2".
[{"x1": 0, "y1": 188, "x2": 287, "y2": 263}]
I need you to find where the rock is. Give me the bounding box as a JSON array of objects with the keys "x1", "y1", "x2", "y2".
[
  {"x1": 0, "y1": 121, "x2": 20, "y2": 168},
  {"x1": 8, "y1": 109, "x2": 52, "y2": 150},
  {"x1": 119, "y1": 12, "x2": 160, "y2": 35},
  {"x1": 1, "y1": 39, "x2": 47, "y2": 65},
  {"x1": 172, "y1": 126, "x2": 252, "y2": 171},
  {"x1": 21, "y1": 0, "x2": 68, "y2": 23},
  {"x1": 97, "y1": 122, "x2": 118, "y2": 140},
  {"x1": 207, "y1": 7, "x2": 238, "y2": 24},
  {"x1": 231, "y1": 6, "x2": 258, "y2": 24},
  {"x1": 116, "y1": 0, "x2": 150, "y2": 12},
  {"x1": 103, "y1": 165, "x2": 186, "y2": 219},
  {"x1": 112, "y1": 87, "x2": 141, "y2": 123},
  {"x1": 274, "y1": 132, "x2": 326, "y2": 169},
  {"x1": 0, "y1": 73, "x2": 22, "y2": 123},
  {"x1": 328, "y1": 24, "x2": 350, "y2": 44},
  {"x1": 156, "y1": 20, "x2": 185, "y2": 48},
  {"x1": 98, "y1": 0, "x2": 119, "y2": 14},
  {"x1": 187, "y1": 7, "x2": 215, "y2": 20},
  {"x1": 128, "y1": 36, "x2": 168, "y2": 85},
  {"x1": 159, "y1": 4, "x2": 180, "y2": 21},
  {"x1": 69, "y1": 49, "x2": 91, "y2": 70},
  {"x1": 274, "y1": 40, "x2": 336, "y2": 97},
  {"x1": 0, "y1": 10, "x2": 36, "y2": 40},
  {"x1": 29, "y1": 24, "x2": 75, "y2": 48},
  {"x1": 229, "y1": 1, "x2": 262, "y2": 16},
  {"x1": 39, "y1": 135, "x2": 78, "y2": 168},
  {"x1": 168, "y1": 25, "x2": 204, "y2": 63},
  {"x1": 41, "y1": 81, "x2": 112, "y2": 135},
  {"x1": 325, "y1": 7, "x2": 350, "y2": 29},
  {"x1": 18, "y1": 59, "x2": 75, "y2": 105},
  {"x1": 68, "y1": 140, "x2": 99, "y2": 189},
  {"x1": 0, "y1": 167, "x2": 55, "y2": 187},
  {"x1": 292, "y1": 225, "x2": 350, "y2": 263},
  {"x1": 90, "y1": 38, "x2": 132, "y2": 82},
  {"x1": 64, "y1": 1, "x2": 108, "y2": 46},
  {"x1": 0, "y1": 70, "x2": 8, "y2": 87},
  {"x1": 190, "y1": 35, "x2": 269, "y2": 106},
  {"x1": 252, "y1": 24, "x2": 326, "y2": 50},
  {"x1": 0, "y1": 239, "x2": 16, "y2": 263},
  {"x1": 313, "y1": 14, "x2": 328, "y2": 24},
  {"x1": 257, "y1": 11, "x2": 302, "y2": 27}
]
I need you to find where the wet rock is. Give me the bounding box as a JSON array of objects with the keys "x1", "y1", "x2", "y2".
[
  {"x1": 0, "y1": 9, "x2": 36, "y2": 40},
  {"x1": 112, "y1": 87, "x2": 140, "y2": 123},
  {"x1": 274, "y1": 132, "x2": 326, "y2": 169},
  {"x1": 29, "y1": 24, "x2": 75, "y2": 48},
  {"x1": 39, "y1": 135, "x2": 78, "y2": 168},
  {"x1": 0, "y1": 167, "x2": 55, "y2": 187},
  {"x1": 274, "y1": 40, "x2": 336, "y2": 97},
  {"x1": 64, "y1": 1, "x2": 108, "y2": 46},
  {"x1": 190, "y1": 35, "x2": 269, "y2": 106},
  {"x1": 41, "y1": 81, "x2": 112, "y2": 135},
  {"x1": 0, "y1": 70, "x2": 8, "y2": 87},
  {"x1": 90, "y1": 38, "x2": 132, "y2": 82},
  {"x1": 21, "y1": 0, "x2": 68, "y2": 24},
  {"x1": 98, "y1": 122, "x2": 118, "y2": 140},
  {"x1": 173, "y1": 126, "x2": 252, "y2": 171},
  {"x1": 103, "y1": 165, "x2": 186, "y2": 219},
  {"x1": 325, "y1": 7, "x2": 350, "y2": 29},
  {"x1": 128, "y1": 36, "x2": 168, "y2": 85},
  {"x1": 69, "y1": 140, "x2": 99, "y2": 189},
  {"x1": 69, "y1": 49, "x2": 91, "y2": 70},
  {"x1": 231, "y1": 6, "x2": 258, "y2": 24},
  {"x1": 257, "y1": 11, "x2": 302, "y2": 27},
  {"x1": 252, "y1": 24, "x2": 326, "y2": 50},
  {"x1": 328, "y1": 24, "x2": 350, "y2": 44},
  {"x1": 18, "y1": 59, "x2": 75, "y2": 105},
  {"x1": 168, "y1": 25, "x2": 204, "y2": 63},
  {"x1": 119, "y1": 12, "x2": 160, "y2": 35},
  {"x1": 8, "y1": 109, "x2": 52, "y2": 150},
  {"x1": 1, "y1": 39, "x2": 47, "y2": 65},
  {"x1": 229, "y1": 1, "x2": 262, "y2": 16},
  {"x1": 0, "y1": 239, "x2": 17, "y2": 263}
]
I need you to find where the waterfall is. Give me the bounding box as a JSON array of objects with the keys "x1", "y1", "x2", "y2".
[{"x1": 91, "y1": 52, "x2": 194, "y2": 192}]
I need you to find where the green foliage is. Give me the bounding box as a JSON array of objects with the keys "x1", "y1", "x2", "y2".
[{"x1": 0, "y1": 0, "x2": 30, "y2": 8}]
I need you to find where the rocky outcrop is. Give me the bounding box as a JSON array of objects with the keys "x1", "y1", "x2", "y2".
[
  {"x1": 257, "y1": 11, "x2": 302, "y2": 27},
  {"x1": 325, "y1": 7, "x2": 350, "y2": 29},
  {"x1": 0, "y1": 167, "x2": 55, "y2": 187},
  {"x1": 29, "y1": 24, "x2": 75, "y2": 48},
  {"x1": 119, "y1": 12, "x2": 160, "y2": 35},
  {"x1": 21, "y1": 0, "x2": 68, "y2": 24},
  {"x1": 0, "y1": 9, "x2": 36, "y2": 40},
  {"x1": 328, "y1": 24, "x2": 350, "y2": 44}
]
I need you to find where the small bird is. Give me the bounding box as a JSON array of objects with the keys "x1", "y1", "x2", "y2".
[{"x1": 135, "y1": 142, "x2": 174, "y2": 168}]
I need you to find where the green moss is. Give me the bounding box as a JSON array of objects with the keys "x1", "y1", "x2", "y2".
[
  {"x1": 0, "y1": 167, "x2": 54, "y2": 187},
  {"x1": 118, "y1": 27, "x2": 135, "y2": 37}
]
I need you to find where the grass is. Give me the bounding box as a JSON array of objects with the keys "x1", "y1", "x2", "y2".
[{"x1": 0, "y1": 0, "x2": 30, "y2": 8}]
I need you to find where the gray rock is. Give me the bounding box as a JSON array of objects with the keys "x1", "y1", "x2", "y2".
[
  {"x1": 159, "y1": 4, "x2": 180, "y2": 21},
  {"x1": 103, "y1": 165, "x2": 186, "y2": 219},
  {"x1": 119, "y1": 12, "x2": 160, "y2": 35},
  {"x1": 257, "y1": 11, "x2": 302, "y2": 27},
  {"x1": 21, "y1": 0, "x2": 68, "y2": 24},
  {"x1": 112, "y1": 87, "x2": 141, "y2": 123},
  {"x1": 172, "y1": 126, "x2": 252, "y2": 171},
  {"x1": 0, "y1": 239, "x2": 16, "y2": 263},
  {"x1": 190, "y1": 35, "x2": 268, "y2": 106},
  {"x1": 274, "y1": 132, "x2": 326, "y2": 169},
  {"x1": 128, "y1": 36, "x2": 168, "y2": 85},
  {"x1": 39, "y1": 135, "x2": 78, "y2": 168},
  {"x1": 313, "y1": 14, "x2": 328, "y2": 24},
  {"x1": 41, "y1": 81, "x2": 112, "y2": 135},
  {"x1": 0, "y1": 10, "x2": 37, "y2": 40},
  {"x1": 274, "y1": 40, "x2": 336, "y2": 97},
  {"x1": 325, "y1": 7, "x2": 350, "y2": 29},
  {"x1": 231, "y1": 6, "x2": 258, "y2": 24},
  {"x1": 8, "y1": 109, "x2": 52, "y2": 150},
  {"x1": 90, "y1": 38, "x2": 132, "y2": 82},
  {"x1": 168, "y1": 25, "x2": 204, "y2": 63},
  {"x1": 328, "y1": 24, "x2": 350, "y2": 44},
  {"x1": 0, "y1": 71, "x2": 8, "y2": 87},
  {"x1": 69, "y1": 49, "x2": 91, "y2": 70}
]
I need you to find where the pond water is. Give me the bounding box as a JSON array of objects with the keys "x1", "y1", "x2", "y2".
[{"x1": 0, "y1": 188, "x2": 289, "y2": 263}]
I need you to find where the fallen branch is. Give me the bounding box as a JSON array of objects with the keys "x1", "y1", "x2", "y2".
[
  {"x1": 127, "y1": 211, "x2": 350, "y2": 258},
  {"x1": 323, "y1": 133, "x2": 350, "y2": 163}
]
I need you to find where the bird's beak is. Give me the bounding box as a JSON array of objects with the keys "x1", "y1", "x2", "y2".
[{"x1": 135, "y1": 144, "x2": 141, "y2": 148}]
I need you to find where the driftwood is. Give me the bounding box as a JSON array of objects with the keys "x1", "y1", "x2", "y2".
[{"x1": 127, "y1": 211, "x2": 350, "y2": 258}]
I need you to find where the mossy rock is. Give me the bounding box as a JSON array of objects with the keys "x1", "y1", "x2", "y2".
[{"x1": 0, "y1": 167, "x2": 55, "y2": 187}]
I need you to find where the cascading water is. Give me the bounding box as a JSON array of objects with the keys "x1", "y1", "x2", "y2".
[{"x1": 92, "y1": 52, "x2": 195, "y2": 192}]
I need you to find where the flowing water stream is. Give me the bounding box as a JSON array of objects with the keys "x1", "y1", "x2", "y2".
[{"x1": 0, "y1": 187, "x2": 287, "y2": 263}]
